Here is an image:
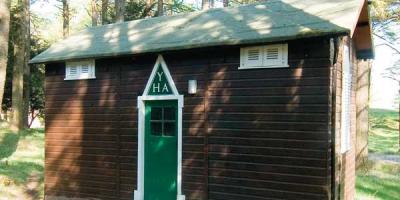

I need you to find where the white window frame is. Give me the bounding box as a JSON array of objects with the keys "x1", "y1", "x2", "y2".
[
  {"x1": 65, "y1": 59, "x2": 96, "y2": 80},
  {"x1": 239, "y1": 43, "x2": 289, "y2": 69},
  {"x1": 341, "y1": 44, "x2": 352, "y2": 153}
]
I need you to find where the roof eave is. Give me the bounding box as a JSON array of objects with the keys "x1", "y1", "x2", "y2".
[
  {"x1": 353, "y1": 0, "x2": 375, "y2": 59},
  {"x1": 30, "y1": 31, "x2": 349, "y2": 64}
]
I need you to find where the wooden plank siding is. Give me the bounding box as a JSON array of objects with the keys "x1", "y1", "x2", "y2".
[{"x1": 45, "y1": 37, "x2": 334, "y2": 200}]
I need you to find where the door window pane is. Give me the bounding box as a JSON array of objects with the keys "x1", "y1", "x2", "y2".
[
  {"x1": 164, "y1": 107, "x2": 175, "y2": 120},
  {"x1": 151, "y1": 107, "x2": 162, "y2": 120},
  {"x1": 164, "y1": 122, "x2": 176, "y2": 136},
  {"x1": 151, "y1": 122, "x2": 162, "y2": 136}
]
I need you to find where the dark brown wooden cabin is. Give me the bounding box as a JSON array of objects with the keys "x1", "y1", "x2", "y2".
[{"x1": 30, "y1": 0, "x2": 373, "y2": 199}]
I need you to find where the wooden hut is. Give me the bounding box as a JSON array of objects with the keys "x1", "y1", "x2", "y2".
[{"x1": 30, "y1": 0, "x2": 374, "y2": 199}]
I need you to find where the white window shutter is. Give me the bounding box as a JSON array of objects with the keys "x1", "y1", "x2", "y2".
[
  {"x1": 80, "y1": 65, "x2": 90, "y2": 79},
  {"x1": 65, "y1": 59, "x2": 96, "y2": 80},
  {"x1": 66, "y1": 66, "x2": 78, "y2": 79},
  {"x1": 265, "y1": 46, "x2": 280, "y2": 66},
  {"x1": 264, "y1": 44, "x2": 288, "y2": 67},
  {"x1": 241, "y1": 47, "x2": 263, "y2": 68}
]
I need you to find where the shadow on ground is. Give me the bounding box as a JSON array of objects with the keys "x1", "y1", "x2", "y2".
[
  {"x1": 0, "y1": 132, "x2": 20, "y2": 161},
  {"x1": 356, "y1": 159, "x2": 400, "y2": 200},
  {"x1": 0, "y1": 127, "x2": 45, "y2": 199}
]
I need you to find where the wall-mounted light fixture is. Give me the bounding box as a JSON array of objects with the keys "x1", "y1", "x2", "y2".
[{"x1": 188, "y1": 80, "x2": 197, "y2": 94}]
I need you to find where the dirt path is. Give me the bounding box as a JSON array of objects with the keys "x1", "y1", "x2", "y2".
[
  {"x1": 369, "y1": 153, "x2": 400, "y2": 164},
  {"x1": 0, "y1": 172, "x2": 42, "y2": 200},
  {"x1": 23, "y1": 172, "x2": 41, "y2": 200}
]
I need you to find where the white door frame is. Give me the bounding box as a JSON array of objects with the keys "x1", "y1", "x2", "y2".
[{"x1": 134, "y1": 55, "x2": 185, "y2": 200}]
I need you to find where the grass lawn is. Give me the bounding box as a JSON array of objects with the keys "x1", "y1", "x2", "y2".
[
  {"x1": 0, "y1": 122, "x2": 44, "y2": 200},
  {"x1": 356, "y1": 160, "x2": 400, "y2": 200},
  {"x1": 368, "y1": 108, "x2": 399, "y2": 155},
  {"x1": 356, "y1": 108, "x2": 400, "y2": 200}
]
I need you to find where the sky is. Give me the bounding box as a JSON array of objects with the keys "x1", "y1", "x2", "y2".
[
  {"x1": 370, "y1": 43, "x2": 399, "y2": 110},
  {"x1": 30, "y1": 0, "x2": 400, "y2": 110},
  {"x1": 31, "y1": 0, "x2": 91, "y2": 41}
]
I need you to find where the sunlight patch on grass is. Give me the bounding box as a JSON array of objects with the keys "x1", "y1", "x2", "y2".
[
  {"x1": 356, "y1": 108, "x2": 400, "y2": 200},
  {"x1": 368, "y1": 108, "x2": 399, "y2": 155},
  {"x1": 0, "y1": 122, "x2": 44, "y2": 200},
  {"x1": 356, "y1": 161, "x2": 400, "y2": 200}
]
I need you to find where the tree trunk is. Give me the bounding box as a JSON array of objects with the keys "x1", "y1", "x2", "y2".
[
  {"x1": 141, "y1": 0, "x2": 154, "y2": 18},
  {"x1": 223, "y1": 0, "x2": 229, "y2": 7},
  {"x1": 201, "y1": 0, "x2": 209, "y2": 10},
  {"x1": 101, "y1": 0, "x2": 108, "y2": 25},
  {"x1": 0, "y1": 0, "x2": 11, "y2": 116},
  {"x1": 166, "y1": 0, "x2": 172, "y2": 15},
  {"x1": 23, "y1": 0, "x2": 30, "y2": 130},
  {"x1": 91, "y1": 0, "x2": 99, "y2": 26},
  {"x1": 157, "y1": 0, "x2": 163, "y2": 16},
  {"x1": 115, "y1": 0, "x2": 125, "y2": 23},
  {"x1": 12, "y1": 0, "x2": 30, "y2": 131},
  {"x1": 62, "y1": 0, "x2": 69, "y2": 37},
  {"x1": 28, "y1": 109, "x2": 37, "y2": 128}
]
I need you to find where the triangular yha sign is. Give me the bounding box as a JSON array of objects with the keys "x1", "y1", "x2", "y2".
[
  {"x1": 144, "y1": 55, "x2": 178, "y2": 96},
  {"x1": 148, "y1": 65, "x2": 173, "y2": 95}
]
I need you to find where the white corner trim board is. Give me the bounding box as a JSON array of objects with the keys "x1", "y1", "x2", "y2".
[{"x1": 134, "y1": 55, "x2": 185, "y2": 200}]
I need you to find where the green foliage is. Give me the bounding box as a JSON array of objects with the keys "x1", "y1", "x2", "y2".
[
  {"x1": 371, "y1": 0, "x2": 400, "y2": 46},
  {"x1": 29, "y1": 16, "x2": 49, "y2": 120},
  {"x1": 371, "y1": 0, "x2": 400, "y2": 24},
  {"x1": 29, "y1": 65, "x2": 45, "y2": 118},
  {"x1": 125, "y1": 0, "x2": 150, "y2": 20},
  {"x1": 164, "y1": 0, "x2": 196, "y2": 15},
  {"x1": 229, "y1": 0, "x2": 263, "y2": 7},
  {"x1": 369, "y1": 108, "x2": 399, "y2": 154},
  {"x1": 3, "y1": 5, "x2": 49, "y2": 122},
  {"x1": 104, "y1": 0, "x2": 195, "y2": 22}
]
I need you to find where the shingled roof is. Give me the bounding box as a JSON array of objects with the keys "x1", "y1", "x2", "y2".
[{"x1": 30, "y1": 0, "x2": 370, "y2": 64}]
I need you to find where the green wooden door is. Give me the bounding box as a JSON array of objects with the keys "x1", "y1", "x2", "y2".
[{"x1": 144, "y1": 100, "x2": 178, "y2": 200}]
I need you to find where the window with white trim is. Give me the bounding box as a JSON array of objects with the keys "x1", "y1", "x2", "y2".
[
  {"x1": 239, "y1": 44, "x2": 288, "y2": 69},
  {"x1": 341, "y1": 44, "x2": 352, "y2": 153},
  {"x1": 65, "y1": 59, "x2": 96, "y2": 80}
]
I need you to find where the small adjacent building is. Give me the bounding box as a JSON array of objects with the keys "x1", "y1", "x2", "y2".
[{"x1": 31, "y1": 0, "x2": 373, "y2": 199}]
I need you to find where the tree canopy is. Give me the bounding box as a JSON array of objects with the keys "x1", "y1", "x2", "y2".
[{"x1": 371, "y1": 0, "x2": 400, "y2": 54}]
